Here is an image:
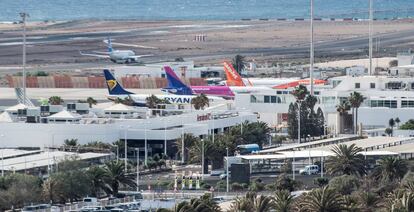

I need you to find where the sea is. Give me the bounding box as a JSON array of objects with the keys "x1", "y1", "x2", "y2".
[{"x1": 0, "y1": 0, "x2": 414, "y2": 22}]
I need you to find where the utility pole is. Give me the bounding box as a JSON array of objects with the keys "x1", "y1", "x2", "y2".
[
  {"x1": 226, "y1": 147, "x2": 229, "y2": 193},
  {"x1": 20, "y1": 12, "x2": 29, "y2": 105},
  {"x1": 310, "y1": 0, "x2": 315, "y2": 95},
  {"x1": 369, "y1": 0, "x2": 373, "y2": 75}
]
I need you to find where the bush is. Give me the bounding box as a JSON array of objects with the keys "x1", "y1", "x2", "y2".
[
  {"x1": 275, "y1": 174, "x2": 296, "y2": 192},
  {"x1": 249, "y1": 181, "x2": 265, "y2": 192},
  {"x1": 314, "y1": 177, "x2": 329, "y2": 187},
  {"x1": 203, "y1": 183, "x2": 211, "y2": 189},
  {"x1": 242, "y1": 183, "x2": 249, "y2": 189},
  {"x1": 231, "y1": 182, "x2": 244, "y2": 191},
  {"x1": 329, "y1": 175, "x2": 360, "y2": 195},
  {"x1": 265, "y1": 184, "x2": 276, "y2": 191}
]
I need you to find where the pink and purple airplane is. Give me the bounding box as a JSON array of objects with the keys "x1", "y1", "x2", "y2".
[{"x1": 162, "y1": 66, "x2": 235, "y2": 98}]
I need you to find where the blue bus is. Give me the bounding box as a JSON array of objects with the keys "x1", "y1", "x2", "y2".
[{"x1": 236, "y1": 144, "x2": 260, "y2": 155}]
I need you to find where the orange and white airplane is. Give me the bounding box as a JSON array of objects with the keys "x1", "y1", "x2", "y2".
[{"x1": 223, "y1": 61, "x2": 326, "y2": 89}]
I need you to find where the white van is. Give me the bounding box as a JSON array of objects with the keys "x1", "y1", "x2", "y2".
[{"x1": 299, "y1": 165, "x2": 319, "y2": 175}]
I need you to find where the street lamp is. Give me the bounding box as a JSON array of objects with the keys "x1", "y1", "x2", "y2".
[
  {"x1": 20, "y1": 12, "x2": 29, "y2": 105},
  {"x1": 164, "y1": 118, "x2": 167, "y2": 155},
  {"x1": 201, "y1": 138, "x2": 204, "y2": 180},
  {"x1": 292, "y1": 149, "x2": 296, "y2": 180},
  {"x1": 226, "y1": 147, "x2": 229, "y2": 193},
  {"x1": 297, "y1": 101, "x2": 302, "y2": 144},
  {"x1": 144, "y1": 120, "x2": 148, "y2": 166},
  {"x1": 122, "y1": 125, "x2": 130, "y2": 173},
  {"x1": 181, "y1": 115, "x2": 185, "y2": 163},
  {"x1": 135, "y1": 148, "x2": 140, "y2": 192},
  {"x1": 1, "y1": 134, "x2": 4, "y2": 177}
]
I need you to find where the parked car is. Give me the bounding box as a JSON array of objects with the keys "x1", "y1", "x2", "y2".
[{"x1": 299, "y1": 165, "x2": 319, "y2": 175}]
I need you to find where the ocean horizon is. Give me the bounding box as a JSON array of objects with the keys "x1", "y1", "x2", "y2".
[{"x1": 0, "y1": 0, "x2": 414, "y2": 22}]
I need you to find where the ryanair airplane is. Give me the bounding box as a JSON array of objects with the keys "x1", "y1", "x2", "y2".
[{"x1": 103, "y1": 69, "x2": 224, "y2": 107}]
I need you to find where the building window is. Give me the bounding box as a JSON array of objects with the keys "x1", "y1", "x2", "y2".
[
  {"x1": 370, "y1": 83, "x2": 375, "y2": 89},
  {"x1": 370, "y1": 100, "x2": 397, "y2": 108},
  {"x1": 271, "y1": 96, "x2": 277, "y2": 103},
  {"x1": 355, "y1": 83, "x2": 360, "y2": 89},
  {"x1": 264, "y1": 96, "x2": 270, "y2": 103},
  {"x1": 402, "y1": 100, "x2": 414, "y2": 108},
  {"x1": 250, "y1": 95, "x2": 257, "y2": 103}
]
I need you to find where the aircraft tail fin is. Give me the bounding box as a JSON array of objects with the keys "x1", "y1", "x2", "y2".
[
  {"x1": 224, "y1": 61, "x2": 245, "y2": 86},
  {"x1": 103, "y1": 69, "x2": 134, "y2": 95},
  {"x1": 107, "y1": 37, "x2": 113, "y2": 53},
  {"x1": 164, "y1": 66, "x2": 193, "y2": 95}
]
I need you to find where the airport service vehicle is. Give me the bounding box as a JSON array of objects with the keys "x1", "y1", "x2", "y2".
[
  {"x1": 299, "y1": 165, "x2": 320, "y2": 175},
  {"x1": 103, "y1": 69, "x2": 224, "y2": 106},
  {"x1": 236, "y1": 144, "x2": 260, "y2": 155},
  {"x1": 80, "y1": 38, "x2": 153, "y2": 64}
]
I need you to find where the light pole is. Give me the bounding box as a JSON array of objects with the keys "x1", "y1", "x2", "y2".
[
  {"x1": 144, "y1": 120, "x2": 148, "y2": 166},
  {"x1": 212, "y1": 114, "x2": 215, "y2": 143},
  {"x1": 369, "y1": 0, "x2": 373, "y2": 75},
  {"x1": 135, "y1": 148, "x2": 140, "y2": 192},
  {"x1": 292, "y1": 149, "x2": 296, "y2": 180},
  {"x1": 310, "y1": 0, "x2": 314, "y2": 95},
  {"x1": 226, "y1": 147, "x2": 229, "y2": 193},
  {"x1": 123, "y1": 125, "x2": 130, "y2": 173},
  {"x1": 20, "y1": 12, "x2": 29, "y2": 105},
  {"x1": 321, "y1": 151, "x2": 324, "y2": 178},
  {"x1": 181, "y1": 115, "x2": 185, "y2": 163},
  {"x1": 201, "y1": 138, "x2": 204, "y2": 180},
  {"x1": 164, "y1": 119, "x2": 167, "y2": 155},
  {"x1": 297, "y1": 101, "x2": 301, "y2": 144},
  {"x1": 1, "y1": 134, "x2": 4, "y2": 177}
]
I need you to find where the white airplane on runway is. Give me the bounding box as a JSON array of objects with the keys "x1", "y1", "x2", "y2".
[{"x1": 80, "y1": 38, "x2": 155, "y2": 64}]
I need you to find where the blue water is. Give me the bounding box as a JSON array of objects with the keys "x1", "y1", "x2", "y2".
[{"x1": 1, "y1": 0, "x2": 414, "y2": 22}]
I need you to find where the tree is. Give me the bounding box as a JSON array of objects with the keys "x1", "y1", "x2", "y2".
[
  {"x1": 275, "y1": 174, "x2": 297, "y2": 192},
  {"x1": 232, "y1": 55, "x2": 246, "y2": 75},
  {"x1": 48, "y1": 96, "x2": 64, "y2": 105},
  {"x1": 0, "y1": 174, "x2": 42, "y2": 210},
  {"x1": 102, "y1": 160, "x2": 136, "y2": 196},
  {"x1": 328, "y1": 175, "x2": 360, "y2": 195},
  {"x1": 146, "y1": 95, "x2": 162, "y2": 108},
  {"x1": 299, "y1": 186, "x2": 344, "y2": 212},
  {"x1": 395, "y1": 117, "x2": 401, "y2": 128},
  {"x1": 175, "y1": 133, "x2": 199, "y2": 163},
  {"x1": 86, "y1": 97, "x2": 97, "y2": 108},
  {"x1": 64, "y1": 138, "x2": 78, "y2": 147},
  {"x1": 348, "y1": 92, "x2": 364, "y2": 134},
  {"x1": 372, "y1": 157, "x2": 408, "y2": 183},
  {"x1": 87, "y1": 166, "x2": 111, "y2": 197},
  {"x1": 385, "y1": 128, "x2": 393, "y2": 137},
  {"x1": 326, "y1": 144, "x2": 366, "y2": 176},
  {"x1": 336, "y1": 101, "x2": 351, "y2": 115},
  {"x1": 44, "y1": 158, "x2": 91, "y2": 203},
  {"x1": 400, "y1": 119, "x2": 414, "y2": 130},
  {"x1": 273, "y1": 190, "x2": 293, "y2": 212},
  {"x1": 191, "y1": 94, "x2": 209, "y2": 110},
  {"x1": 389, "y1": 118, "x2": 396, "y2": 137},
  {"x1": 228, "y1": 192, "x2": 273, "y2": 212}
]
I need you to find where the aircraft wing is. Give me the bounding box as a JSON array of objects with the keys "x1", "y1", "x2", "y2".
[
  {"x1": 79, "y1": 51, "x2": 110, "y2": 58},
  {"x1": 128, "y1": 54, "x2": 153, "y2": 59},
  {"x1": 103, "y1": 39, "x2": 157, "y2": 49}
]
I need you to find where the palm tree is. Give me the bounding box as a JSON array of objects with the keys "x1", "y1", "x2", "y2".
[
  {"x1": 385, "y1": 190, "x2": 414, "y2": 212},
  {"x1": 273, "y1": 190, "x2": 293, "y2": 212},
  {"x1": 291, "y1": 85, "x2": 308, "y2": 101},
  {"x1": 232, "y1": 54, "x2": 246, "y2": 75},
  {"x1": 228, "y1": 192, "x2": 273, "y2": 212},
  {"x1": 86, "y1": 97, "x2": 97, "y2": 108},
  {"x1": 300, "y1": 186, "x2": 344, "y2": 212},
  {"x1": 357, "y1": 191, "x2": 379, "y2": 211},
  {"x1": 389, "y1": 118, "x2": 396, "y2": 137},
  {"x1": 191, "y1": 94, "x2": 209, "y2": 110},
  {"x1": 372, "y1": 157, "x2": 408, "y2": 183},
  {"x1": 146, "y1": 95, "x2": 161, "y2": 108},
  {"x1": 48, "y1": 96, "x2": 64, "y2": 105},
  {"x1": 395, "y1": 117, "x2": 401, "y2": 128},
  {"x1": 64, "y1": 138, "x2": 78, "y2": 147},
  {"x1": 348, "y1": 92, "x2": 364, "y2": 134},
  {"x1": 175, "y1": 133, "x2": 199, "y2": 163},
  {"x1": 326, "y1": 144, "x2": 366, "y2": 176},
  {"x1": 336, "y1": 101, "x2": 351, "y2": 115},
  {"x1": 385, "y1": 128, "x2": 393, "y2": 137},
  {"x1": 102, "y1": 160, "x2": 136, "y2": 196},
  {"x1": 87, "y1": 166, "x2": 110, "y2": 197}
]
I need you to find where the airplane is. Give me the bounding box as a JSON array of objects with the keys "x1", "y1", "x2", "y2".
[
  {"x1": 223, "y1": 61, "x2": 298, "y2": 87},
  {"x1": 80, "y1": 38, "x2": 153, "y2": 64},
  {"x1": 103, "y1": 69, "x2": 224, "y2": 107},
  {"x1": 223, "y1": 61, "x2": 326, "y2": 89},
  {"x1": 162, "y1": 66, "x2": 271, "y2": 97}
]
